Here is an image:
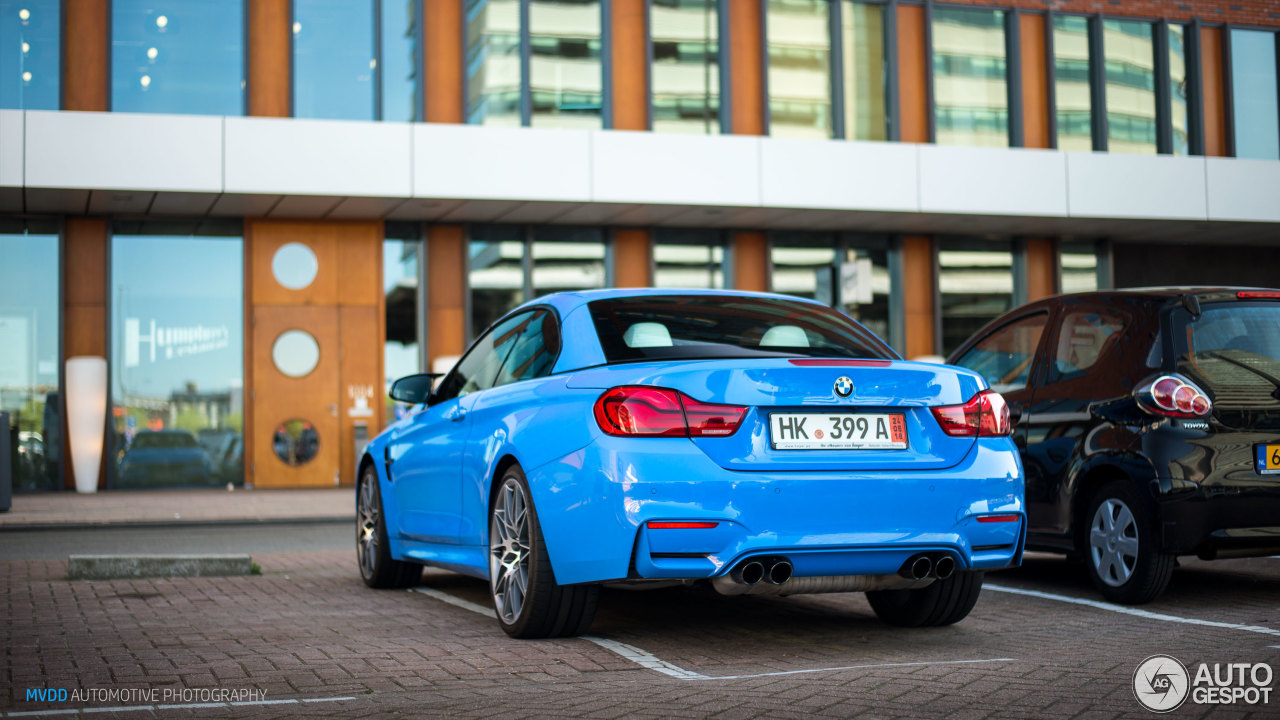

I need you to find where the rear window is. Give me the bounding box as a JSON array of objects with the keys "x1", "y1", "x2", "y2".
[
  {"x1": 1178, "y1": 304, "x2": 1280, "y2": 403},
  {"x1": 588, "y1": 295, "x2": 895, "y2": 363}
]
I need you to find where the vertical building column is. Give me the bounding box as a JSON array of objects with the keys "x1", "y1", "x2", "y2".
[
  {"x1": 427, "y1": 226, "x2": 468, "y2": 371},
  {"x1": 1199, "y1": 27, "x2": 1228, "y2": 157},
  {"x1": 900, "y1": 235, "x2": 935, "y2": 360},
  {"x1": 1019, "y1": 13, "x2": 1050, "y2": 149},
  {"x1": 425, "y1": 0, "x2": 464, "y2": 122},
  {"x1": 1020, "y1": 238, "x2": 1057, "y2": 301},
  {"x1": 725, "y1": 0, "x2": 768, "y2": 291},
  {"x1": 63, "y1": 0, "x2": 108, "y2": 111},
  {"x1": 612, "y1": 229, "x2": 652, "y2": 287},
  {"x1": 248, "y1": 0, "x2": 291, "y2": 117},
  {"x1": 896, "y1": 4, "x2": 929, "y2": 143},
  {"x1": 63, "y1": 219, "x2": 109, "y2": 490}
]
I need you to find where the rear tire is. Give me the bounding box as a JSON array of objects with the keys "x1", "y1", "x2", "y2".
[
  {"x1": 866, "y1": 572, "x2": 984, "y2": 627},
  {"x1": 357, "y1": 465, "x2": 422, "y2": 589},
  {"x1": 489, "y1": 464, "x2": 598, "y2": 638},
  {"x1": 1082, "y1": 480, "x2": 1174, "y2": 604}
]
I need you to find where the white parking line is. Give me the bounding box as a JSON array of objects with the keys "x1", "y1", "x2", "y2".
[
  {"x1": 1, "y1": 697, "x2": 356, "y2": 718},
  {"x1": 987, "y1": 584, "x2": 1280, "y2": 637},
  {"x1": 410, "y1": 586, "x2": 1015, "y2": 681}
]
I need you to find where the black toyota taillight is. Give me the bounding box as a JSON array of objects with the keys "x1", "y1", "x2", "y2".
[{"x1": 1136, "y1": 374, "x2": 1212, "y2": 418}]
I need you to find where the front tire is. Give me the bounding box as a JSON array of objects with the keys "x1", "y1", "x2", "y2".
[
  {"x1": 489, "y1": 465, "x2": 598, "y2": 638},
  {"x1": 1082, "y1": 480, "x2": 1173, "y2": 604},
  {"x1": 357, "y1": 465, "x2": 422, "y2": 589},
  {"x1": 866, "y1": 572, "x2": 984, "y2": 627}
]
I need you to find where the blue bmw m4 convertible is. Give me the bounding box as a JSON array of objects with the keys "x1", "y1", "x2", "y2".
[{"x1": 358, "y1": 289, "x2": 1025, "y2": 638}]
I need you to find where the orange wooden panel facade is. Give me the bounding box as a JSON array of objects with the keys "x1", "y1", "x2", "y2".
[
  {"x1": 427, "y1": 225, "x2": 468, "y2": 369},
  {"x1": 610, "y1": 0, "x2": 649, "y2": 131},
  {"x1": 1199, "y1": 27, "x2": 1229, "y2": 157},
  {"x1": 1022, "y1": 239, "x2": 1057, "y2": 301},
  {"x1": 896, "y1": 4, "x2": 929, "y2": 143},
  {"x1": 62, "y1": 0, "x2": 108, "y2": 111},
  {"x1": 728, "y1": 0, "x2": 764, "y2": 135},
  {"x1": 612, "y1": 229, "x2": 653, "y2": 287},
  {"x1": 732, "y1": 232, "x2": 769, "y2": 292},
  {"x1": 424, "y1": 0, "x2": 464, "y2": 123},
  {"x1": 900, "y1": 235, "x2": 935, "y2": 360},
  {"x1": 248, "y1": 0, "x2": 291, "y2": 117},
  {"x1": 1019, "y1": 13, "x2": 1050, "y2": 149}
]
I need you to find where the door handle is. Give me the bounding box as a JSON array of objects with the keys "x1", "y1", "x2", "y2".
[{"x1": 451, "y1": 411, "x2": 467, "y2": 423}]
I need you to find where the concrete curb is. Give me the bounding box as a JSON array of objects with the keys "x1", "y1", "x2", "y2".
[
  {"x1": 0, "y1": 516, "x2": 353, "y2": 533},
  {"x1": 69, "y1": 554, "x2": 254, "y2": 580}
]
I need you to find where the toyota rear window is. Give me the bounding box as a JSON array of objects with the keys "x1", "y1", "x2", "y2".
[
  {"x1": 589, "y1": 295, "x2": 896, "y2": 363},
  {"x1": 1178, "y1": 304, "x2": 1280, "y2": 405}
]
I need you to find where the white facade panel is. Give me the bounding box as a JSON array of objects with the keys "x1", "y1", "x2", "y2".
[
  {"x1": 1205, "y1": 158, "x2": 1280, "y2": 223},
  {"x1": 591, "y1": 131, "x2": 760, "y2": 206},
  {"x1": 25, "y1": 111, "x2": 222, "y2": 192},
  {"x1": 0, "y1": 110, "x2": 21, "y2": 188},
  {"x1": 919, "y1": 145, "x2": 1068, "y2": 217},
  {"x1": 1066, "y1": 153, "x2": 1207, "y2": 220},
  {"x1": 224, "y1": 117, "x2": 412, "y2": 197},
  {"x1": 414, "y1": 124, "x2": 591, "y2": 202},
  {"x1": 760, "y1": 140, "x2": 918, "y2": 212}
]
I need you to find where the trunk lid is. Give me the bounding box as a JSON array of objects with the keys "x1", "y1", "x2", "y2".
[{"x1": 568, "y1": 358, "x2": 986, "y2": 471}]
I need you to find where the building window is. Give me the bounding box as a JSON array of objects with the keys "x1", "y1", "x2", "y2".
[
  {"x1": 1060, "y1": 242, "x2": 1100, "y2": 293},
  {"x1": 1102, "y1": 20, "x2": 1157, "y2": 154},
  {"x1": 465, "y1": 0, "x2": 522, "y2": 126},
  {"x1": 770, "y1": 233, "x2": 890, "y2": 345},
  {"x1": 840, "y1": 0, "x2": 886, "y2": 141},
  {"x1": 651, "y1": 0, "x2": 720, "y2": 134},
  {"x1": 653, "y1": 229, "x2": 725, "y2": 289},
  {"x1": 932, "y1": 7, "x2": 1008, "y2": 147},
  {"x1": 766, "y1": 0, "x2": 832, "y2": 139},
  {"x1": 294, "y1": 0, "x2": 375, "y2": 120},
  {"x1": 939, "y1": 240, "x2": 1014, "y2": 356},
  {"x1": 1053, "y1": 15, "x2": 1093, "y2": 151},
  {"x1": 380, "y1": 0, "x2": 422, "y2": 122},
  {"x1": 1230, "y1": 29, "x2": 1280, "y2": 161},
  {"x1": 110, "y1": 226, "x2": 244, "y2": 488},
  {"x1": 1168, "y1": 24, "x2": 1190, "y2": 156},
  {"x1": 1, "y1": 0, "x2": 59, "y2": 110},
  {"x1": 384, "y1": 226, "x2": 419, "y2": 423},
  {"x1": 111, "y1": 0, "x2": 244, "y2": 116},
  {"x1": 467, "y1": 225, "x2": 604, "y2": 340},
  {"x1": 0, "y1": 222, "x2": 60, "y2": 491}
]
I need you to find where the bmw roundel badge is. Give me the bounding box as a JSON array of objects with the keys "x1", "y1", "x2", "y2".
[{"x1": 834, "y1": 376, "x2": 854, "y2": 397}]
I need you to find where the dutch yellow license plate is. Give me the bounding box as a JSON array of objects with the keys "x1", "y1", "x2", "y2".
[{"x1": 1257, "y1": 444, "x2": 1280, "y2": 475}]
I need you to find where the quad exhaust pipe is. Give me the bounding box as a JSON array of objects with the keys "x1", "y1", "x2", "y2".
[
  {"x1": 709, "y1": 553, "x2": 958, "y2": 596},
  {"x1": 899, "y1": 553, "x2": 957, "y2": 580},
  {"x1": 728, "y1": 556, "x2": 792, "y2": 587}
]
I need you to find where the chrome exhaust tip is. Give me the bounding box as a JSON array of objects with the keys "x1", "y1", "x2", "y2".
[
  {"x1": 933, "y1": 555, "x2": 955, "y2": 580},
  {"x1": 899, "y1": 555, "x2": 932, "y2": 581},
  {"x1": 768, "y1": 560, "x2": 793, "y2": 585},
  {"x1": 735, "y1": 561, "x2": 765, "y2": 585}
]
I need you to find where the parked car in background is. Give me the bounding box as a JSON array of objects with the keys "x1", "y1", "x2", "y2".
[
  {"x1": 948, "y1": 288, "x2": 1280, "y2": 603},
  {"x1": 359, "y1": 289, "x2": 1025, "y2": 638},
  {"x1": 118, "y1": 430, "x2": 213, "y2": 487}
]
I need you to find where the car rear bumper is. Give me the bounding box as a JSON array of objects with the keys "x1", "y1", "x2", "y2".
[
  {"x1": 527, "y1": 435, "x2": 1025, "y2": 585},
  {"x1": 1157, "y1": 485, "x2": 1280, "y2": 557}
]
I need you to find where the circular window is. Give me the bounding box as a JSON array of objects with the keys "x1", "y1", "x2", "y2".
[
  {"x1": 273, "y1": 419, "x2": 320, "y2": 467},
  {"x1": 272, "y1": 330, "x2": 320, "y2": 378},
  {"x1": 271, "y1": 242, "x2": 318, "y2": 290}
]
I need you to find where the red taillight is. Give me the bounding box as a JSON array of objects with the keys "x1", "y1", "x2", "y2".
[
  {"x1": 976, "y1": 514, "x2": 1021, "y2": 524},
  {"x1": 594, "y1": 386, "x2": 747, "y2": 438},
  {"x1": 647, "y1": 521, "x2": 719, "y2": 529},
  {"x1": 1138, "y1": 374, "x2": 1212, "y2": 418},
  {"x1": 1237, "y1": 291, "x2": 1280, "y2": 300},
  {"x1": 930, "y1": 390, "x2": 1012, "y2": 437}
]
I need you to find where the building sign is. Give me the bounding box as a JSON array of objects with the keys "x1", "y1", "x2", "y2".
[{"x1": 124, "y1": 318, "x2": 232, "y2": 368}]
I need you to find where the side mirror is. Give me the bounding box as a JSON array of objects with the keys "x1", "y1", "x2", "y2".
[{"x1": 389, "y1": 373, "x2": 442, "y2": 405}]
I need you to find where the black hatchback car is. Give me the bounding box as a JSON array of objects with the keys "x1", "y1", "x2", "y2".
[{"x1": 948, "y1": 288, "x2": 1280, "y2": 603}]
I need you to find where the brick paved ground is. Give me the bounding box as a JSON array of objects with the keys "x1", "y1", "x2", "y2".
[
  {"x1": 3, "y1": 547, "x2": 1277, "y2": 718},
  {"x1": 0, "y1": 489, "x2": 352, "y2": 528}
]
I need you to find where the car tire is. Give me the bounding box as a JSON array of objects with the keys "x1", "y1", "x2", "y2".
[
  {"x1": 866, "y1": 571, "x2": 984, "y2": 627},
  {"x1": 1082, "y1": 480, "x2": 1174, "y2": 604},
  {"x1": 490, "y1": 464, "x2": 598, "y2": 639},
  {"x1": 357, "y1": 465, "x2": 422, "y2": 589}
]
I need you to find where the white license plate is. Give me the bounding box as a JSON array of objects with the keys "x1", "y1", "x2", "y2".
[{"x1": 769, "y1": 413, "x2": 908, "y2": 450}]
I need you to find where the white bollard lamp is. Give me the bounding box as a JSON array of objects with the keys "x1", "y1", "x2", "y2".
[{"x1": 65, "y1": 356, "x2": 108, "y2": 494}]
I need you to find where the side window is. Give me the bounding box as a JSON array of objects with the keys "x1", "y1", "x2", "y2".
[
  {"x1": 493, "y1": 310, "x2": 561, "y2": 387},
  {"x1": 433, "y1": 313, "x2": 532, "y2": 403},
  {"x1": 1051, "y1": 309, "x2": 1125, "y2": 382},
  {"x1": 954, "y1": 313, "x2": 1049, "y2": 392}
]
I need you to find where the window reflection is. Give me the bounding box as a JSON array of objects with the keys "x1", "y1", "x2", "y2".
[
  {"x1": 1, "y1": 0, "x2": 59, "y2": 110},
  {"x1": 111, "y1": 229, "x2": 244, "y2": 488},
  {"x1": 651, "y1": 0, "x2": 720, "y2": 134},
  {"x1": 1060, "y1": 243, "x2": 1100, "y2": 294},
  {"x1": 529, "y1": 0, "x2": 602, "y2": 129},
  {"x1": 381, "y1": 0, "x2": 420, "y2": 122},
  {"x1": 933, "y1": 7, "x2": 1008, "y2": 147},
  {"x1": 1053, "y1": 16, "x2": 1093, "y2": 151},
  {"x1": 1103, "y1": 20, "x2": 1157, "y2": 154},
  {"x1": 531, "y1": 227, "x2": 605, "y2": 296},
  {"x1": 771, "y1": 232, "x2": 836, "y2": 300},
  {"x1": 384, "y1": 228, "x2": 420, "y2": 423},
  {"x1": 112, "y1": 0, "x2": 244, "y2": 115},
  {"x1": 1169, "y1": 24, "x2": 1190, "y2": 156},
  {"x1": 939, "y1": 242, "x2": 1014, "y2": 356},
  {"x1": 0, "y1": 224, "x2": 61, "y2": 491},
  {"x1": 294, "y1": 0, "x2": 375, "y2": 120},
  {"x1": 466, "y1": 0, "x2": 522, "y2": 126},
  {"x1": 841, "y1": 0, "x2": 886, "y2": 141},
  {"x1": 767, "y1": 0, "x2": 831, "y2": 139},
  {"x1": 469, "y1": 225, "x2": 525, "y2": 338},
  {"x1": 1230, "y1": 29, "x2": 1280, "y2": 161},
  {"x1": 654, "y1": 229, "x2": 725, "y2": 289},
  {"x1": 770, "y1": 233, "x2": 889, "y2": 344}
]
